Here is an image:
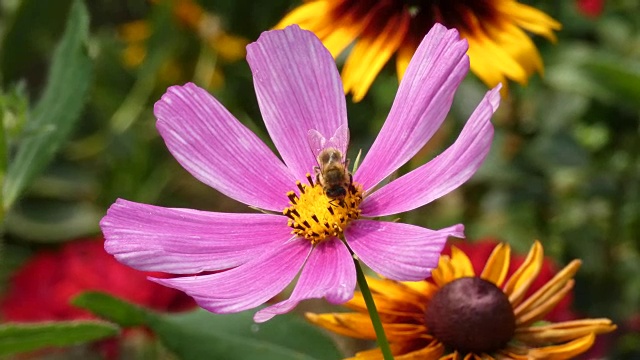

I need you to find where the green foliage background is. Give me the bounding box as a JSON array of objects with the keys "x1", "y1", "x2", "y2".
[{"x1": 0, "y1": 0, "x2": 638, "y2": 358}]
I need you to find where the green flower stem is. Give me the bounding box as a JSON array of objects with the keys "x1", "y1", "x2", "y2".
[{"x1": 354, "y1": 259, "x2": 394, "y2": 360}]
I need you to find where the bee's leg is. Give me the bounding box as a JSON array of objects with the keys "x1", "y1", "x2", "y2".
[{"x1": 348, "y1": 173, "x2": 355, "y2": 192}]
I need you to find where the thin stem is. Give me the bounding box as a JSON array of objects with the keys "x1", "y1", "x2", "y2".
[{"x1": 354, "y1": 259, "x2": 394, "y2": 360}]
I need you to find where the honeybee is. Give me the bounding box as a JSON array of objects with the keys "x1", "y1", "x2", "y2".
[
  {"x1": 315, "y1": 147, "x2": 352, "y2": 201},
  {"x1": 308, "y1": 125, "x2": 353, "y2": 204}
]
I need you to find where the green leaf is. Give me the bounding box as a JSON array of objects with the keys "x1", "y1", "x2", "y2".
[
  {"x1": 0, "y1": 84, "x2": 29, "y2": 221},
  {"x1": 5, "y1": 199, "x2": 102, "y2": 243},
  {"x1": 0, "y1": 321, "x2": 119, "y2": 356},
  {"x1": 72, "y1": 291, "x2": 149, "y2": 327},
  {"x1": 151, "y1": 309, "x2": 343, "y2": 360},
  {"x1": 2, "y1": 0, "x2": 93, "y2": 211},
  {"x1": 75, "y1": 292, "x2": 343, "y2": 360},
  {"x1": 0, "y1": 0, "x2": 73, "y2": 84}
]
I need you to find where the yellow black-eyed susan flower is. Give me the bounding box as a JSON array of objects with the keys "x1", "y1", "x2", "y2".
[
  {"x1": 307, "y1": 241, "x2": 616, "y2": 359},
  {"x1": 276, "y1": 0, "x2": 561, "y2": 101}
]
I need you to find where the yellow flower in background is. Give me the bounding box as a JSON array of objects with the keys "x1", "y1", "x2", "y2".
[
  {"x1": 276, "y1": 0, "x2": 561, "y2": 101},
  {"x1": 120, "y1": 19, "x2": 152, "y2": 69},
  {"x1": 170, "y1": 0, "x2": 247, "y2": 62},
  {"x1": 119, "y1": 0, "x2": 248, "y2": 88},
  {"x1": 307, "y1": 241, "x2": 616, "y2": 359}
]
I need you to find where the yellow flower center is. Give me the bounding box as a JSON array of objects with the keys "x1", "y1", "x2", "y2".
[{"x1": 283, "y1": 174, "x2": 363, "y2": 245}]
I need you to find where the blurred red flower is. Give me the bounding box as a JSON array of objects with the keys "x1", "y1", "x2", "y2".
[
  {"x1": 446, "y1": 238, "x2": 576, "y2": 323},
  {"x1": 576, "y1": 0, "x2": 605, "y2": 18},
  {"x1": 1, "y1": 238, "x2": 195, "y2": 321}
]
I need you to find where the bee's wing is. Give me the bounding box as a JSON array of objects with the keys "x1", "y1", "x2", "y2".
[
  {"x1": 325, "y1": 124, "x2": 350, "y2": 156},
  {"x1": 307, "y1": 129, "x2": 327, "y2": 162}
]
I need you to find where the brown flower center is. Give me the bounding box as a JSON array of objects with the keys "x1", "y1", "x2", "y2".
[
  {"x1": 424, "y1": 277, "x2": 516, "y2": 354},
  {"x1": 334, "y1": 0, "x2": 499, "y2": 38}
]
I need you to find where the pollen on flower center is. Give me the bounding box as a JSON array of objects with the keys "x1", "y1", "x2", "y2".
[{"x1": 283, "y1": 173, "x2": 363, "y2": 245}]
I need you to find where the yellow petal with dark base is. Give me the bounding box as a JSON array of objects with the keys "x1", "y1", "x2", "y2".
[
  {"x1": 498, "y1": 1, "x2": 562, "y2": 41},
  {"x1": 395, "y1": 342, "x2": 444, "y2": 360},
  {"x1": 274, "y1": 1, "x2": 329, "y2": 31},
  {"x1": 480, "y1": 242, "x2": 511, "y2": 287},
  {"x1": 527, "y1": 333, "x2": 596, "y2": 359},
  {"x1": 342, "y1": 13, "x2": 409, "y2": 102},
  {"x1": 450, "y1": 246, "x2": 476, "y2": 278},
  {"x1": 503, "y1": 240, "x2": 544, "y2": 305},
  {"x1": 515, "y1": 260, "x2": 582, "y2": 325},
  {"x1": 516, "y1": 319, "x2": 617, "y2": 345},
  {"x1": 431, "y1": 255, "x2": 456, "y2": 287}
]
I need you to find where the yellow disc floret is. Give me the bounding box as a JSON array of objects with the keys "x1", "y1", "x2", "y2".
[{"x1": 283, "y1": 173, "x2": 363, "y2": 245}]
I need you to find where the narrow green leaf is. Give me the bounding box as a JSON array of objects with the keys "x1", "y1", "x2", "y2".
[
  {"x1": 75, "y1": 292, "x2": 343, "y2": 360},
  {"x1": 0, "y1": 85, "x2": 29, "y2": 221},
  {"x1": 0, "y1": 102, "x2": 8, "y2": 217},
  {"x1": 72, "y1": 291, "x2": 148, "y2": 327},
  {"x1": 0, "y1": 321, "x2": 119, "y2": 356},
  {"x1": 3, "y1": 0, "x2": 93, "y2": 210}
]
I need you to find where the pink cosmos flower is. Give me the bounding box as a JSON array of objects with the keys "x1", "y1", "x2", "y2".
[{"x1": 101, "y1": 24, "x2": 501, "y2": 323}]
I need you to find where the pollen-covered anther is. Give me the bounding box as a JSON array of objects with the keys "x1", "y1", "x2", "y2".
[{"x1": 283, "y1": 176, "x2": 363, "y2": 245}]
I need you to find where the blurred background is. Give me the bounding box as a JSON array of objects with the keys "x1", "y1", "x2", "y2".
[{"x1": 0, "y1": 0, "x2": 638, "y2": 358}]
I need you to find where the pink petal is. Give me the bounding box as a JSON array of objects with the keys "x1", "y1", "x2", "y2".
[
  {"x1": 155, "y1": 83, "x2": 296, "y2": 212},
  {"x1": 345, "y1": 220, "x2": 463, "y2": 281},
  {"x1": 354, "y1": 24, "x2": 470, "y2": 191},
  {"x1": 151, "y1": 238, "x2": 311, "y2": 314},
  {"x1": 101, "y1": 199, "x2": 292, "y2": 274},
  {"x1": 253, "y1": 237, "x2": 355, "y2": 322},
  {"x1": 247, "y1": 25, "x2": 348, "y2": 180},
  {"x1": 361, "y1": 85, "x2": 501, "y2": 217}
]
